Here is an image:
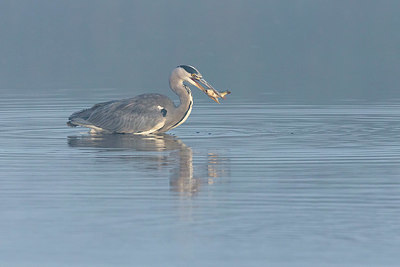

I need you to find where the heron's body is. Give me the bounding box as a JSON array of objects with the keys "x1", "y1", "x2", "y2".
[{"x1": 67, "y1": 65, "x2": 219, "y2": 134}]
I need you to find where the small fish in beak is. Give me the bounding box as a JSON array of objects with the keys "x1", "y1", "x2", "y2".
[
  {"x1": 204, "y1": 89, "x2": 231, "y2": 103},
  {"x1": 191, "y1": 76, "x2": 231, "y2": 104}
]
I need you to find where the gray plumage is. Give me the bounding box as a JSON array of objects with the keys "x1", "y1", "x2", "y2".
[
  {"x1": 67, "y1": 65, "x2": 219, "y2": 134},
  {"x1": 69, "y1": 94, "x2": 173, "y2": 133}
]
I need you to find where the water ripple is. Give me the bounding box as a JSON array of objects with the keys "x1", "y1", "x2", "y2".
[{"x1": 2, "y1": 91, "x2": 400, "y2": 266}]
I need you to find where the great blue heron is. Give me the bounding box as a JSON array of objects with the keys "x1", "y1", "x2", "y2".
[{"x1": 67, "y1": 65, "x2": 229, "y2": 134}]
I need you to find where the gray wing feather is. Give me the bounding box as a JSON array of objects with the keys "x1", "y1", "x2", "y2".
[{"x1": 70, "y1": 94, "x2": 171, "y2": 133}]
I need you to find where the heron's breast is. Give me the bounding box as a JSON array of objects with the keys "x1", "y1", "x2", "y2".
[{"x1": 169, "y1": 97, "x2": 193, "y2": 130}]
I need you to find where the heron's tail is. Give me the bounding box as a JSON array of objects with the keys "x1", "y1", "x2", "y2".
[
  {"x1": 67, "y1": 121, "x2": 77, "y2": 127},
  {"x1": 67, "y1": 108, "x2": 93, "y2": 127}
]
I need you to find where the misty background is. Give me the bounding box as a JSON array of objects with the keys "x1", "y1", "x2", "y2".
[{"x1": 1, "y1": 0, "x2": 399, "y2": 102}]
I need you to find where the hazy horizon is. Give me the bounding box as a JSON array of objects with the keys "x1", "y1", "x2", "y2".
[{"x1": 1, "y1": 0, "x2": 399, "y2": 102}]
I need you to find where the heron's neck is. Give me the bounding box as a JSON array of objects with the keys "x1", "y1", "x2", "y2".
[
  {"x1": 169, "y1": 77, "x2": 193, "y2": 111},
  {"x1": 169, "y1": 77, "x2": 193, "y2": 129}
]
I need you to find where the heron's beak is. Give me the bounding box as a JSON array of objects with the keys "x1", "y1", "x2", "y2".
[{"x1": 191, "y1": 77, "x2": 223, "y2": 103}]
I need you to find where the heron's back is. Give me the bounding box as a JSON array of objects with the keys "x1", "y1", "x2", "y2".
[{"x1": 68, "y1": 94, "x2": 175, "y2": 133}]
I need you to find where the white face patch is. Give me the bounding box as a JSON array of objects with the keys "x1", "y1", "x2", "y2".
[{"x1": 157, "y1": 105, "x2": 164, "y2": 110}]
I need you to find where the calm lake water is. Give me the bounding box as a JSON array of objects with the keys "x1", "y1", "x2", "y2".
[{"x1": 1, "y1": 88, "x2": 400, "y2": 266}]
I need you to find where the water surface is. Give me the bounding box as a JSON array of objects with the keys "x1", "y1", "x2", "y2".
[{"x1": 1, "y1": 88, "x2": 400, "y2": 266}]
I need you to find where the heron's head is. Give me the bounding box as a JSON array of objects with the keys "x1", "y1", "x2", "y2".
[{"x1": 173, "y1": 65, "x2": 222, "y2": 103}]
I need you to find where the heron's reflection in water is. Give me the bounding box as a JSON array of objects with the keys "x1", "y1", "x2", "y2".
[{"x1": 67, "y1": 134, "x2": 229, "y2": 194}]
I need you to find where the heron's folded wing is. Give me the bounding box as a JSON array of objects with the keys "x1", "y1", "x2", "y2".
[{"x1": 87, "y1": 100, "x2": 166, "y2": 133}]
